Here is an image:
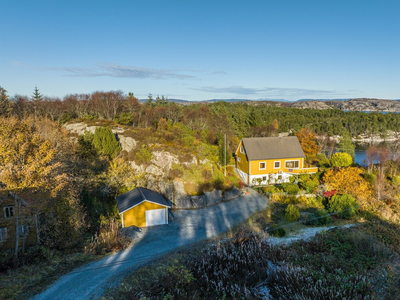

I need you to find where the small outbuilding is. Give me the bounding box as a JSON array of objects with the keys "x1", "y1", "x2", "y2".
[{"x1": 116, "y1": 187, "x2": 171, "y2": 228}]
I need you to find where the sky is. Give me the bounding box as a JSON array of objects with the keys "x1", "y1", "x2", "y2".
[{"x1": 1, "y1": 0, "x2": 399, "y2": 101}]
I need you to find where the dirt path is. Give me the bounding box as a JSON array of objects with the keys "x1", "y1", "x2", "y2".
[
  {"x1": 266, "y1": 224, "x2": 356, "y2": 246},
  {"x1": 33, "y1": 189, "x2": 268, "y2": 300}
]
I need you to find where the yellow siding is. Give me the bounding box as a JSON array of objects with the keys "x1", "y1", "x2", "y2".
[
  {"x1": 122, "y1": 201, "x2": 167, "y2": 228},
  {"x1": 250, "y1": 157, "x2": 305, "y2": 175},
  {"x1": 235, "y1": 140, "x2": 249, "y2": 174}
]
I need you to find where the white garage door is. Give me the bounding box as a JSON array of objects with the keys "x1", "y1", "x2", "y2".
[{"x1": 145, "y1": 208, "x2": 166, "y2": 226}]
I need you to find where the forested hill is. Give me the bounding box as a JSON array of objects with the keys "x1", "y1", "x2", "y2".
[
  {"x1": 138, "y1": 97, "x2": 400, "y2": 113},
  {"x1": 2, "y1": 88, "x2": 400, "y2": 140}
]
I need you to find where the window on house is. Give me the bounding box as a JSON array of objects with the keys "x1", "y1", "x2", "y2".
[
  {"x1": 238, "y1": 157, "x2": 241, "y2": 162},
  {"x1": 285, "y1": 161, "x2": 299, "y2": 168},
  {"x1": 262, "y1": 176, "x2": 267, "y2": 181},
  {"x1": 0, "y1": 227, "x2": 7, "y2": 242},
  {"x1": 259, "y1": 162, "x2": 266, "y2": 170},
  {"x1": 274, "y1": 161, "x2": 280, "y2": 169},
  {"x1": 240, "y1": 146, "x2": 244, "y2": 153},
  {"x1": 18, "y1": 224, "x2": 29, "y2": 239},
  {"x1": 3, "y1": 206, "x2": 14, "y2": 218}
]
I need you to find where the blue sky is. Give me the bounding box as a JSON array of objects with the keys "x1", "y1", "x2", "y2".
[{"x1": 1, "y1": 0, "x2": 399, "y2": 101}]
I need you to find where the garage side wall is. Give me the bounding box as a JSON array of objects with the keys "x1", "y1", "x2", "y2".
[{"x1": 122, "y1": 202, "x2": 167, "y2": 228}]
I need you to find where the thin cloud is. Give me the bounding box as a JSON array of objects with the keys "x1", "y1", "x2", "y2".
[
  {"x1": 192, "y1": 85, "x2": 351, "y2": 97},
  {"x1": 209, "y1": 70, "x2": 227, "y2": 75},
  {"x1": 48, "y1": 62, "x2": 195, "y2": 80}
]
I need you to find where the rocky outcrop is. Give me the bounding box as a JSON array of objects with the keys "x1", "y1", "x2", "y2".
[
  {"x1": 64, "y1": 123, "x2": 99, "y2": 134},
  {"x1": 291, "y1": 101, "x2": 331, "y2": 110},
  {"x1": 141, "y1": 178, "x2": 242, "y2": 210},
  {"x1": 291, "y1": 98, "x2": 400, "y2": 112},
  {"x1": 64, "y1": 122, "x2": 137, "y2": 152},
  {"x1": 327, "y1": 98, "x2": 400, "y2": 112},
  {"x1": 118, "y1": 136, "x2": 137, "y2": 152},
  {"x1": 145, "y1": 165, "x2": 163, "y2": 176},
  {"x1": 151, "y1": 151, "x2": 179, "y2": 170}
]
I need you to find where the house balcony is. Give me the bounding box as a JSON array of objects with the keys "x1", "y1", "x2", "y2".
[{"x1": 285, "y1": 166, "x2": 318, "y2": 174}]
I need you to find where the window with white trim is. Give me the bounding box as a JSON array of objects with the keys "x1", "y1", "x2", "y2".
[
  {"x1": 259, "y1": 162, "x2": 266, "y2": 170},
  {"x1": 285, "y1": 160, "x2": 299, "y2": 168},
  {"x1": 238, "y1": 157, "x2": 241, "y2": 162},
  {"x1": 274, "y1": 161, "x2": 280, "y2": 169},
  {"x1": 262, "y1": 176, "x2": 267, "y2": 181},
  {"x1": 18, "y1": 224, "x2": 29, "y2": 239},
  {"x1": 3, "y1": 206, "x2": 14, "y2": 218},
  {"x1": 0, "y1": 227, "x2": 7, "y2": 242},
  {"x1": 240, "y1": 146, "x2": 244, "y2": 153}
]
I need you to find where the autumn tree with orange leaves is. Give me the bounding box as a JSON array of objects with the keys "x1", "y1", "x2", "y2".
[
  {"x1": 295, "y1": 128, "x2": 320, "y2": 157},
  {"x1": 323, "y1": 167, "x2": 372, "y2": 202}
]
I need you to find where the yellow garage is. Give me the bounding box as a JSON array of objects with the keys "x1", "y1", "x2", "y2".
[{"x1": 116, "y1": 187, "x2": 171, "y2": 228}]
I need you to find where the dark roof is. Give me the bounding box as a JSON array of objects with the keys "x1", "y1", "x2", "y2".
[
  {"x1": 242, "y1": 136, "x2": 305, "y2": 160},
  {"x1": 116, "y1": 187, "x2": 171, "y2": 213}
]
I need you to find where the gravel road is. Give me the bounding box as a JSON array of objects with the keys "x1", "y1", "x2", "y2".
[{"x1": 33, "y1": 188, "x2": 268, "y2": 300}]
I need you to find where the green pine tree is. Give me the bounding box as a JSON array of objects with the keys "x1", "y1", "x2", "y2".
[
  {"x1": 0, "y1": 86, "x2": 13, "y2": 116},
  {"x1": 337, "y1": 130, "x2": 355, "y2": 157},
  {"x1": 31, "y1": 86, "x2": 43, "y2": 102},
  {"x1": 93, "y1": 127, "x2": 121, "y2": 159}
]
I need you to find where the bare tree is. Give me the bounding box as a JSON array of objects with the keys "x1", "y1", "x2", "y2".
[
  {"x1": 365, "y1": 145, "x2": 378, "y2": 173},
  {"x1": 91, "y1": 91, "x2": 124, "y2": 120}
]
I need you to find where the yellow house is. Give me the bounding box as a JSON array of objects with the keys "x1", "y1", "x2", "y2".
[
  {"x1": 235, "y1": 136, "x2": 318, "y2": 186},
  {"x1": 117, "y1": 187, "x2": 171, "y2": 228}
]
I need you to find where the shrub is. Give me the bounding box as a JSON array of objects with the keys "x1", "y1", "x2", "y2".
[
  {"x1": 85, "y1": 216, "x2": 130, "y2": 255},
  {"x1": 134, "y1": 145, "x2": 152, "y2": 165},
  {"x1": 331, "y1": 152, "x2": 352, "y2": 167},
  {"x1": 297, "y1": 195, "x2": 324, "y2": 208},
  {"x1": 364, "y1": 172, "x2": 376, "y2": 185},
  {"x1": 304, "y1": 208, "x2": 331, "y2": 225},
  {"x1": 281, "y1": 183, "x2": 300, "y2": 195},
  {"x1": 300, "y1": 177, "x2": 319, "y2": 193},
  {"x1": 267, "y1": 224, "x2": 286, "y2": 237},
  {"x1": 285, "y1": 204, "x2": 300, "y2": 222},
  {"x1": 323, "y1": 189, "x2": 337, "y2": 199},
  {"x1": 77, "y1": 130, "x2": 98, "y2": 159},
  {"x1": 392, "y1": 175, "x2": 400, "y2": 186},
  {"x1": 329, "y1": 194, "x2": 358, "y2": 219},
  {"x1": 114, "y1": 112, "x2": 133, "y2": 125},
  {"x1": 93, "y1": 127, "x2": 121, "y2": 159}
]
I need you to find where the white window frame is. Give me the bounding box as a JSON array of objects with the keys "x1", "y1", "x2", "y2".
[
  {"x1": 285, "y1": 160, "x2": 300, "y2": 169},
  {"x1": 240, "y1": 146, "x2": 244, "y2": 154},
  {"x1": 238, "y1": 157, "x2": 241, "y2": 163},
  {"x1": 259, "y1": 162, "x2": 266, "y2": 170},
  {"x1": 18, "y1": 224, "x2": 29, "y2": 239},
  {"x1": 0, "y1": 227, "x2": 7, "y2": 242},
  {"x1": 3, "y1": 206, "x2": 14, "y2": 219},
  {"x1": 262, "y1": 176, "x2": 267, "y2": 181},
  {"x1": 274, "y1": 161, "x2": 281, "y2": 169}
]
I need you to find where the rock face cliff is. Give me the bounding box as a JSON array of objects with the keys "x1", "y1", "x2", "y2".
[{"x1": 291, "y1": 98, "x2": 400, "y2": 112}]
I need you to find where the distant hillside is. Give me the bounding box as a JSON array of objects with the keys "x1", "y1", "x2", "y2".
[
  {"x1": 138, "y1": 97, "x2": 400, "y2": 112},
  {"x1": 292, "y1": 98, "x2": 400, "y2": 112}
]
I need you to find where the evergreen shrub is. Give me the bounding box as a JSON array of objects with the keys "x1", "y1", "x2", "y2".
[
  {"x1": 329, "y1": 194, "x2": 358, "y2": 219},
  {"x1": 285, "y1": 204, "x2": 300, "y2": 222},
  {"x1": 281, "y1": 183, "x2": 300, "y2": 195},
  {"x1": 93, "y1": 127, "x2": 121, "y2": 159}
]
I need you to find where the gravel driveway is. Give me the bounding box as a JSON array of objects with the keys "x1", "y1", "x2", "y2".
[{"x1": 33, "y1": 188, "x2": 268, "y2": 300}]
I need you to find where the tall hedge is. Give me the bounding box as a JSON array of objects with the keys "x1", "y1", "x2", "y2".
[{"x1": 93, "y1": 127, "x2": 121, "y2": 159}]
